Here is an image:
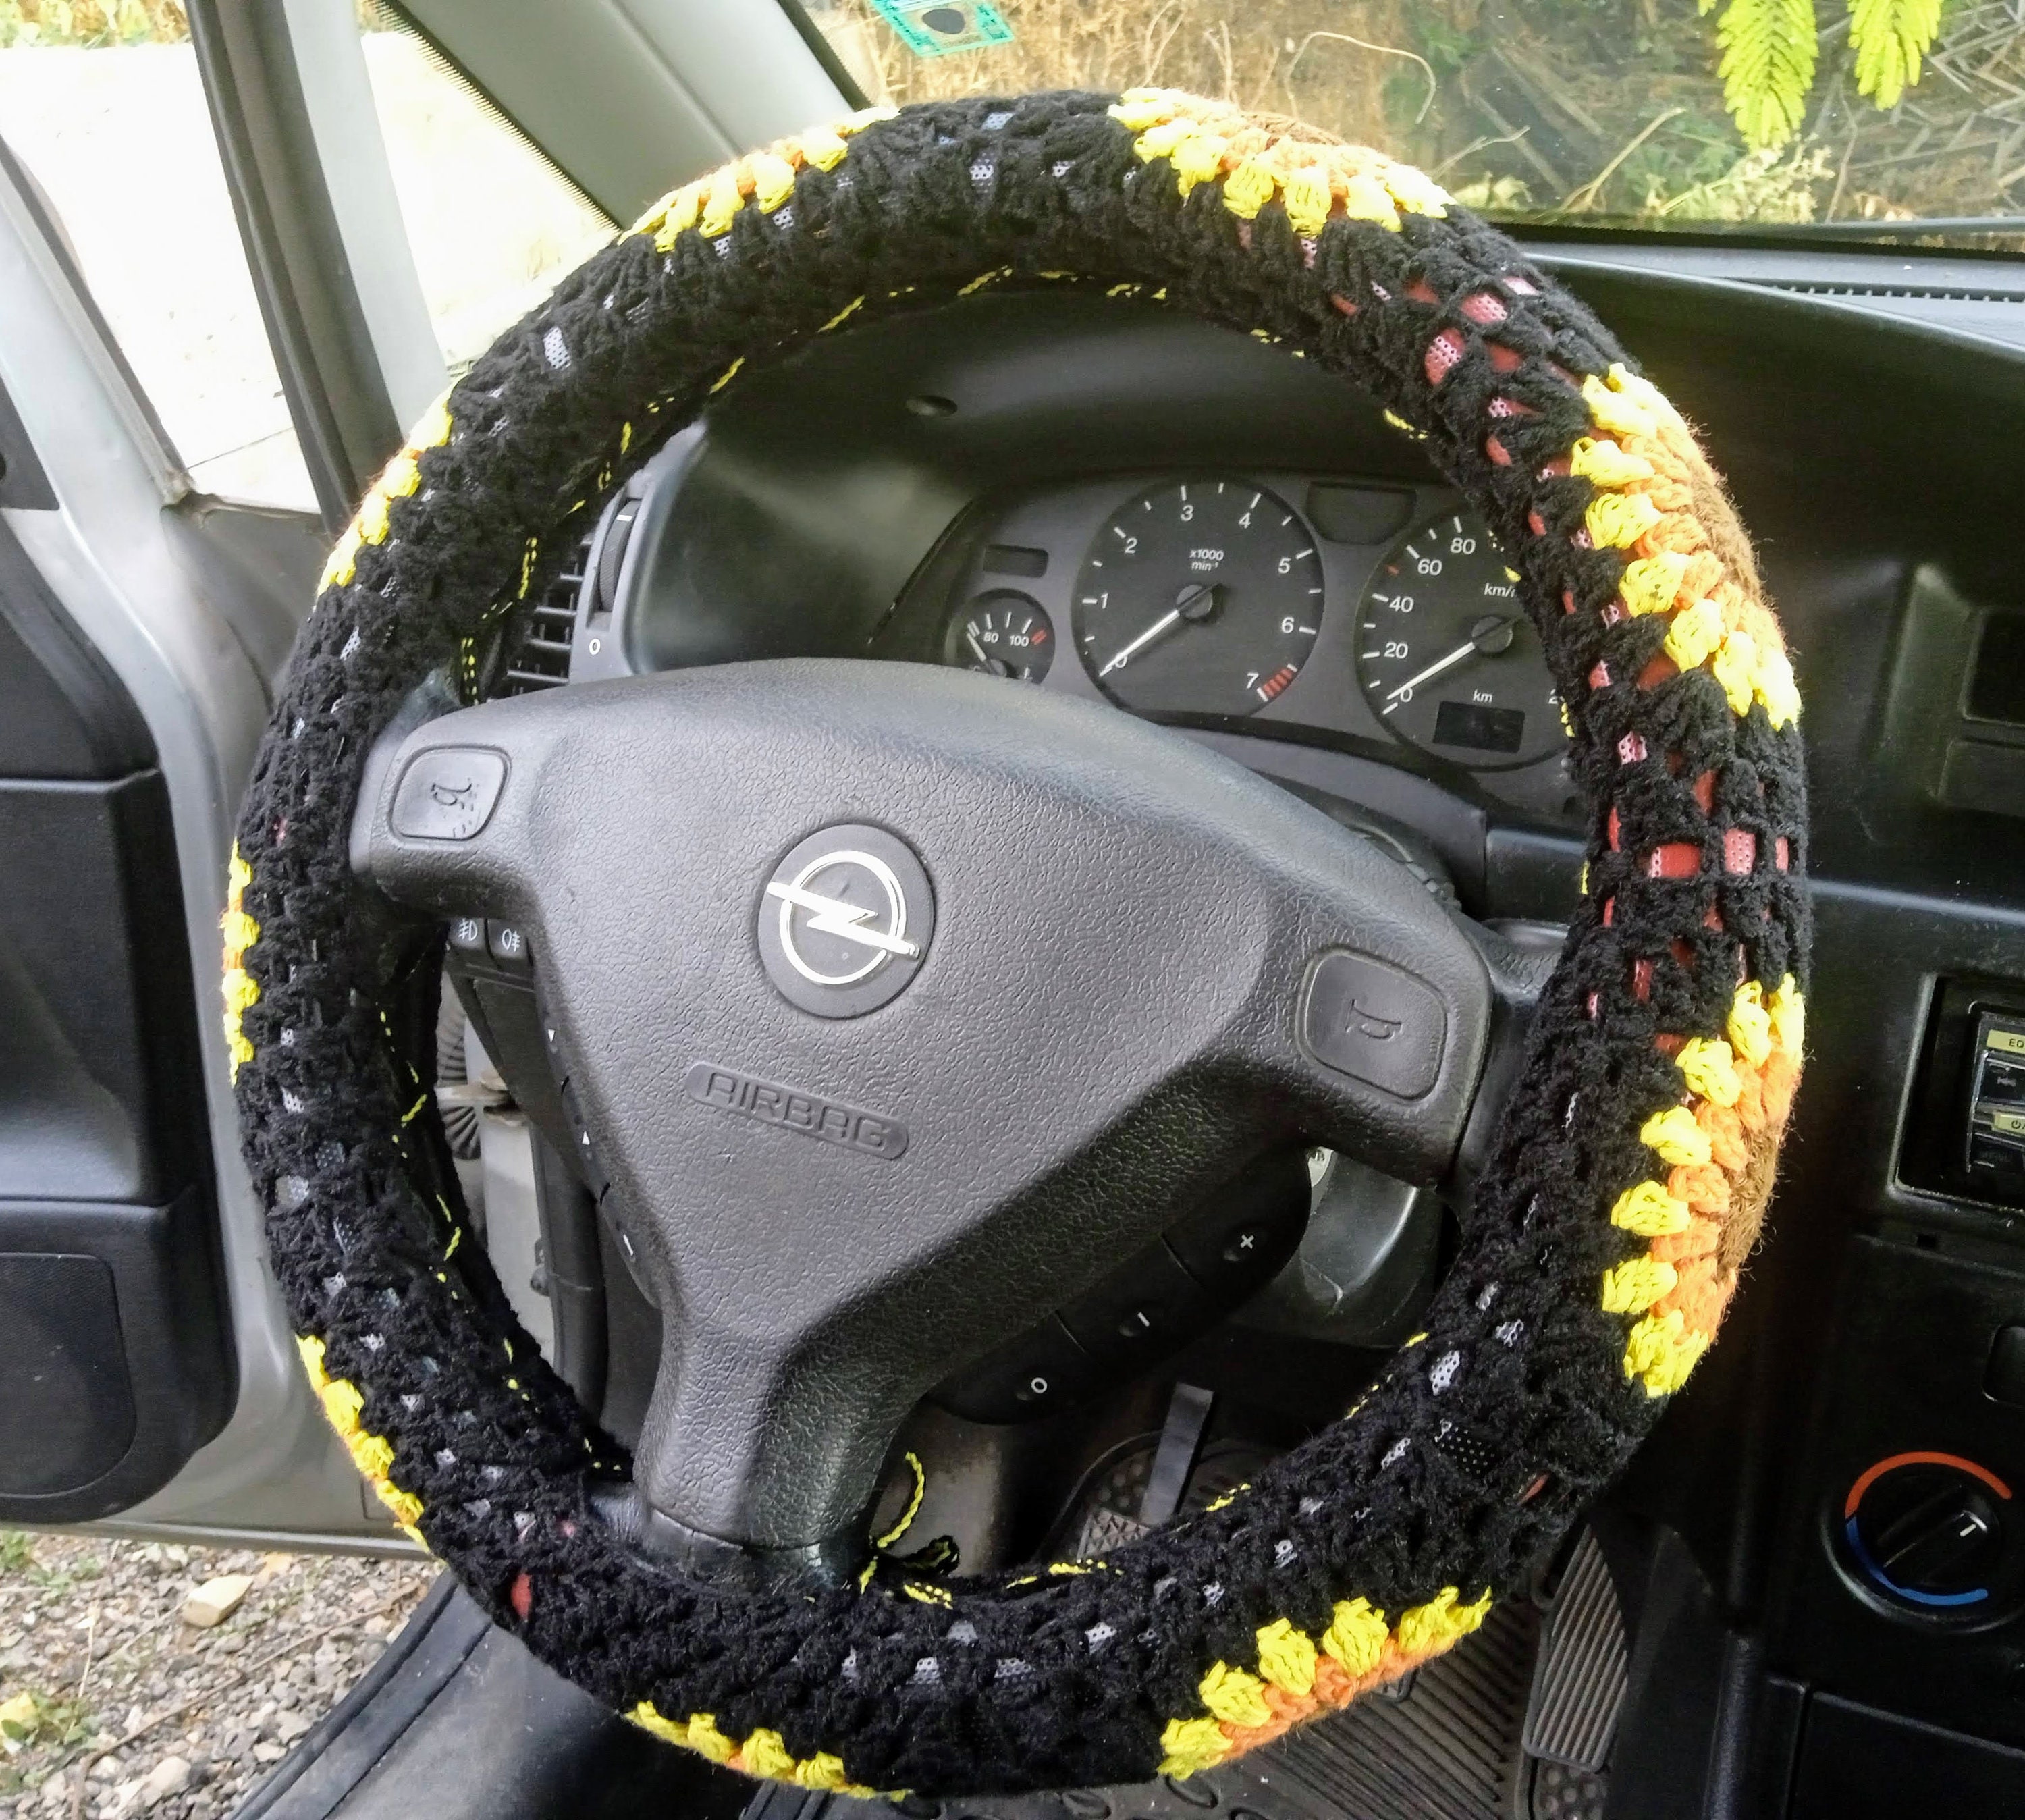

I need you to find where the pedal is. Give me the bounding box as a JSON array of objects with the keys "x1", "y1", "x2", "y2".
[
  {"x1": 1067, "y1": 1382, "x2": 1231, "y2": 1559},
  {"x1": 1517, "y1": 1525, "x2": 1626, "y2": 1820}
]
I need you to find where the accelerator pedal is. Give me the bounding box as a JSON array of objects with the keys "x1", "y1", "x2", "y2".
[{"x1": 1515, "y1": 1526, "x2": 1627, "y2": 1820}]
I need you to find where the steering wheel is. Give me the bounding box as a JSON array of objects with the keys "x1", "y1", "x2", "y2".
[{"x1": 224, "y1": 89, "x2": 1809, "y2": 1798}]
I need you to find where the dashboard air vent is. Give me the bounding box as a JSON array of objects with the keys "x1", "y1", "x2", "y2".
[{"x1": 502, "y1": 532, "x2": 593, "y2": 694}]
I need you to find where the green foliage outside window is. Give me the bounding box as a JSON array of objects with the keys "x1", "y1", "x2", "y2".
[{"x1": 1711, "y1": 0, "x2": 1941, "y2": 149}]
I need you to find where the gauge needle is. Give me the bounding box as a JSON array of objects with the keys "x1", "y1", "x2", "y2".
[
  {"x1": 965, "y1": 630, "x2": 1009, "y2": 676},
  {"x1": 1098, "y1": 583, "x2": 1220, "y2": 677},
  {"x1": 1384, "y1": 641, "x2": 1478, "y2": 700},
  {"x1": 1099, "y1": 610, "x2": 1179, "y2": 676},
  {"x1": 1383, "y1": 614, "x2": 1519, "y2": 701}
]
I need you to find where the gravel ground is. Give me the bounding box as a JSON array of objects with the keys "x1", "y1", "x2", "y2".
[{"x1": 0, "y1": 1531, "x2": 435, "y2": 1820}]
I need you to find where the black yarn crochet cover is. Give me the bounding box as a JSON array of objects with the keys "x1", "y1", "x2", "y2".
[{"x1": 231, "y1": 90, "x2": 1809, "y2": 1794}]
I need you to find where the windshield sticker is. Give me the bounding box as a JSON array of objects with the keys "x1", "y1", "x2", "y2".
[{"x1": 869, "y1": 0, "x2": 1015, "y2": 58}]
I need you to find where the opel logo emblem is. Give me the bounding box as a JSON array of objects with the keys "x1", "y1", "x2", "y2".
[
  {"x1": 767, "y1": 849, "x2": 919, "y2": 986},
  {"x1": 756, "y1": 824, "x2": 935, "y2": 1017}
]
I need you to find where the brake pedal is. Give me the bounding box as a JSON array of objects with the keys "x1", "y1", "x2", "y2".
[{"x1": 1071, "y1": 1381, "x2": 1218, "y2": 1559}]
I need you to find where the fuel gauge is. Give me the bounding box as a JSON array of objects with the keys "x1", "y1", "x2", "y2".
[{"x1": 944, "y1": 591, "x2": 1055, "y2": 684}]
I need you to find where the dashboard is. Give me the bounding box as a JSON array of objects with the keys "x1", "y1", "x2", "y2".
[
  {"x1": 530, "y1": 277, "x2": 2025, "y2": 905},
  {"x1": 494, "y1": 264, "x2": 2025, "y2": 1817}
]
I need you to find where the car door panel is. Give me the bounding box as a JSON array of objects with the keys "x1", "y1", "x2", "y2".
[
  {"x1": 0, "y1": 500, "x2": 233, "y2": 1520},
  {"x1": 0, "y1": 136, "x2": 407, "y2": 1544}
]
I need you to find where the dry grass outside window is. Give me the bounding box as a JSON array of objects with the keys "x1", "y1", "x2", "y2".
[
  {"x1": 836, "y1": 0, "x2": 1411, "y2": 150},
  {"x1": 821, "y1": 0, "x2": 2025, "y2": 235}
]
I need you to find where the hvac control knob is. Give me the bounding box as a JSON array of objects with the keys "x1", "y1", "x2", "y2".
[{"x1": 1841, "y1": 1451, "x2": 2015, "y2": 1612}]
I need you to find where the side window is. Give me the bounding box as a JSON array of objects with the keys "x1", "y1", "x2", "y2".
[
  {"x1": 0, "y1": 5, "x2": 319, "y2": 512},
  {"x1": 355, "y1": 5, "x2": 614, "y2": 380}
]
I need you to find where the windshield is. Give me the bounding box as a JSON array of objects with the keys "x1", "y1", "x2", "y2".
[{"x1": 800, "y1": 0, "x2": 2025, "y2": 248}]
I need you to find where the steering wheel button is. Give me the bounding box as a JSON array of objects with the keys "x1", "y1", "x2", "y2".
[
  {"x1": 486, "y1": 921, "x2": 532, "y2": 971},
  {"x1": 389, "y1": 746, "x2": 506, "y2": 841},
  {"x1": 1166, "y1": 1150, "x2": 1311, "y2": 1298},
  {"x1": 935, "y1": 1317, "x2": 1096, "y2": 1424},
  {"x1": 1299, "y1": 950, "x2": 1448, "y2": 1100},
  {"x1": 1060, "y1": 1243, "x2": 1214, "y2": 1365}
]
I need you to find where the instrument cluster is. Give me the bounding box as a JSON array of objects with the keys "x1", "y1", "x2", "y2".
[{"x1": 903, "y1": 470, "x2": 1577, "y2": 820}]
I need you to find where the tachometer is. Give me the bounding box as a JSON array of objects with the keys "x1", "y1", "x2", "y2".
[
  {"x1": 1355, "y1": 509, "x2": 1563, "y2": 768},
  {"x1": 1073, "y1": 479, "x2": 1321, "y2": 717}
]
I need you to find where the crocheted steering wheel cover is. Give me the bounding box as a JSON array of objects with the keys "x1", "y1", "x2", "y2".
[{"x1": 225, "y1": 90, "x2": 1808, "y2": 1797}]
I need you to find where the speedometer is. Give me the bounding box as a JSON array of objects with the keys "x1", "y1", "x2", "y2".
[
  {"x1": 1354, "y1": 509, "x2": 1563, "y2": 768},
  {"x1": 1073, "y1": 478, "x2": 1322, "y2": 717}
]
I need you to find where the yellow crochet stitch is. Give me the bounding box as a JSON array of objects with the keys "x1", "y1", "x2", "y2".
[
  {"x1": 627, "y1": 1704, "x2": 872, "y2": 1794},
  {"x1": 1107, "y1": 88, "x2": 1450, "y2": 238},
  {"x1": 296, "y1": 1335, "x2": 423, "y2": 1536},
  {"x1": 220, "y1": 845, "x2": 259, "y2": 1081}
]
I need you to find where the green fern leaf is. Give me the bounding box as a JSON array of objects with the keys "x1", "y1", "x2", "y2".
[
  {"x1": 1716, "y1": 0, "x2": 1819, "y2": 149},
  {"x1": 1848, "y1": 0, "x2": 1941, "y2": 111}
]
